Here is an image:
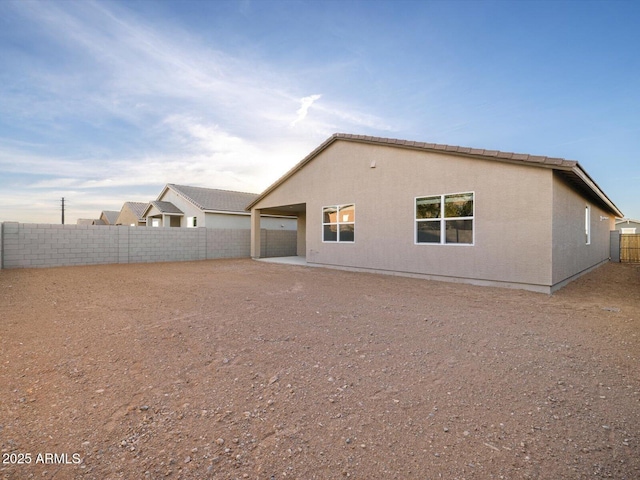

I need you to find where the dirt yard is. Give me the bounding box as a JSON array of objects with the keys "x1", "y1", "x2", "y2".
[{"x1": 0, "y1": 259, "x2": 638, "y2": 480}]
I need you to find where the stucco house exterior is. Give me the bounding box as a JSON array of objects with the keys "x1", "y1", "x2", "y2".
[
  {"x1": 615, "y1": 218, "x2": 640, "y2": 234},
  {"x1": 115, "y1": 202, "x2": 148, "y2": 227},
  {"x1": 247, "y1": 133, "x2": 623, "y2": 293},
  {"x1": 143, "y1": 184, "x2": 296, "y2": 230}
]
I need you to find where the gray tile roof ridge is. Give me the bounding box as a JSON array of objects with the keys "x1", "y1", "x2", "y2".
[
  {"x1": 124, "y1": 201, "x2": 149, "y2": 220},
  {"x1": 332, "y1": 133, "x2": 577, "y2": 167}
]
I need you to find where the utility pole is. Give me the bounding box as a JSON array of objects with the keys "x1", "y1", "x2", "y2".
[{"x1": 61, "y1": 197, "x2": 65, "y2": 224}]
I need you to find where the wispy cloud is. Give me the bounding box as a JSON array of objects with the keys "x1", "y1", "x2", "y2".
[
  {"x1": 290, "y1": 94, "x2": 322, "y2": 127},
  {"x1": 0, "y1": 0, "x2": 396, "y2": 222},
  {"x1": 7, "y1": 0, "x2": 390, "y2": 138}
]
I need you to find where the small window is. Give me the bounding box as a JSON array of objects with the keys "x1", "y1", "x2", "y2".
[
  {"x1": 323, "y1": 204, "x2": 355, "y2": 242},
  {"x1": 152, "y1": 218, "x2": 160, "y2": 227},
  {"x1": 188, "y1": 216, "x2": 198, "y2": 228},
  {"x1": 416, "y1": 192, "x2": 474, "y2": 245},
  {"x1": 585, "y1": 205, "x2": 590, "y2": 245}
]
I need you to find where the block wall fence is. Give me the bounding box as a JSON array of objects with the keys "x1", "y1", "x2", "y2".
[{"x1": 0, "y1": 223, "x2": 296, "y2": 269}]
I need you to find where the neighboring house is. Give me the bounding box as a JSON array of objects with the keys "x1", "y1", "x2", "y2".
[
  {"x1": 76, "y1": 218, "x2": 96, "y2": 225},
  {"x1": 142, "y1": 183, "x2": 296, "y2": 229},
  {"x1": 615, "y1": 218, "x2": 640, "y2": 234},
  {"x1": 99, "y1": 210, "x2": 120, "y2": 225},
  {"x1": 78, "y1": 210, "x2": 122, "y2": 226},
  {"x1": 115, "y1": 202, "x2": 148, "y2": 227},
  {"x1": 247, "y1": 133, "x2": 623, "y2": 294}
]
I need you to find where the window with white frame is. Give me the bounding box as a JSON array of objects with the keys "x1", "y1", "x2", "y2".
[
  {"x1": 416, "y1": 192, "x2": 474, "y2": 244},
  {"x1": 323, "y1": 204, "x2": 355, "y2": 242},
  {"x1": 585, "y1": 205, "x2": 590, "y2": 244},
  {"x1": 187, "y1": 216, "x2": 198, "y2": 228}
]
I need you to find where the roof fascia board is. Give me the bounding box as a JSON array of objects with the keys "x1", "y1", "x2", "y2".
[
  {"x1": 156, "y1": 184, "x2": 171, "y2": 202},
  {"x1": 203, "y1": 209, "x2": 296, "y2": 219},
  {"x1": 571, "y1": 164, "x2": 623, "y2": 217},
  {"x1": 246, "y1": 135, "x2": 339, "y2": 210},
  {"x1": 203, "y1": 209, "x2": 251, "y2": 216},
  {"x1": 141, "y1": 203, "x2": 154, "y2": 217}
]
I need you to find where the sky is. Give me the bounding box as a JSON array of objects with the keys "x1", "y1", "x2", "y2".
[{"x1": 0, "y1": 0, "x2": 639, "y2": 224}]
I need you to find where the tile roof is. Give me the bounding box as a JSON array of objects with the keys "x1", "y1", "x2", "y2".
[
  {"x1": 149, "y1": 201, "x2": 183, "y2": 214},
  {"x1": 246, "y1": 133, "x2": 623, "y2": 218},
  {"x1": 167, "y1": 184, "x2": 258, "y2": 213},
  {"x1": 123, "y1": 201, "x2": 149, "y2": 220},
  {"x1": 101, "y1": 210, "x2": 120, "y2": 225},
  {"x1": 331, "y1": 133, "x2": 577, "y2": 168}
]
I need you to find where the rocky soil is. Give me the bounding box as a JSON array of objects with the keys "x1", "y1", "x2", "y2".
[{"x1": 1, "y1": 259, "x2": 639, "y2": 479}]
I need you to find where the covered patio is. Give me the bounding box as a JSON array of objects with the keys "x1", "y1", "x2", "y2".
[{"x1": 250, "y1": 202, "x2": 306, "y2": 259}]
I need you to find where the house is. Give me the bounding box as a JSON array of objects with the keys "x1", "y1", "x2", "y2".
[
  {"x1": 76, "y1": 218, "x2": 97, "y2": 225},
  {"x1": 615, "y1": 218, "x2": 640, "y2": 234},
  {"x1": 142, "y1": 183, "x2": 296, "y2": 229},
  {"x1": 115, "y1": 202, "x2": 148, "y2": 227},
  {"x1": 247, "y1": 133, "x2": 623, "y2": 293},
  {"x1": 98, "y1": 210, "x2": 120, "y2": 225}
]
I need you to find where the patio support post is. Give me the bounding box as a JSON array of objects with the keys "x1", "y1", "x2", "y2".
[{"x1": 251, "y1": 208, "x2": 261, "y2": 258}]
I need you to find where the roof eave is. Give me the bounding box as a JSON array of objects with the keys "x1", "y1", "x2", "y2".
[
  {"x1": 571, "y1": 164, "x2": 624, "y2": 218},
  {"x1": 246, "y1": 133, "x2": 623, "y2": 218},
  {"x1": 246, "y1": 134, "x2": 341, "y2": 210}
]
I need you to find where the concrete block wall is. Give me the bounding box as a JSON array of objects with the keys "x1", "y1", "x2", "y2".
[
  {"x1": 127, "y1": 227, "x2": 205, "y2": 264},
  {"x1": 261, "y1": 229, "x2": 297, "y2": 257},
  {"x1": 2, "y1": 223, "x2": 120, "y2": 268},
  {"x1": 207, "y1": 229, "x2": 251, "y2": 259},
  {"x1": 0, "y1": 223, "x2": 298, "y2": 269}
]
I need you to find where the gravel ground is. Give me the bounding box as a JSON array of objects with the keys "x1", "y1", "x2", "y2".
[{"x1": 0, "y1": 259, "x2": 639, "y2": 480}]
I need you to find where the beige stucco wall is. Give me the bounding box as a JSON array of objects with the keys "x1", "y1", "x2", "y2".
[
  {"x1": 253, "y1": 141, "x2": 557, "y2": 290},
  {"x1": 160, "y1": 190, "x2": 200, "y2": 227},
  {"x1": 296, "y1": 212, "x2": 306, "y2": 256},
  {"x1": 551, "y1": 173, "x2": 614, "y2": 288}
]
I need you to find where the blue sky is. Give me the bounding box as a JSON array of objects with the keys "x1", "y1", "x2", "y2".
[{"x1": 0, "y1": 0, "x2": 638, "y2": 223}]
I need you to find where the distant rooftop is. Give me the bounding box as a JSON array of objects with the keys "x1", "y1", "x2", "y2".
[{"x1": 167, "y1": 184, "x2": 258, "y2": 213}]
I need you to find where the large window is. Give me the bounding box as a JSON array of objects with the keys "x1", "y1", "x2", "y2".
[
  {"x1": 416, "y1": 192, "x2": 474, "y2": 245},
  {"x1": 323, "y1": 204, "x2": 355, "y2": 242}
]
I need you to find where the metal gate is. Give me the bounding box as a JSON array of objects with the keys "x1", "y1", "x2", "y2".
[{"x1": 620, "y1": 234, "x2": 640, "y2": 263}]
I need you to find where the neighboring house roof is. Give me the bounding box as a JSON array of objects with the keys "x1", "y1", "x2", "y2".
[
  {"x1": 101, "y1": 210, "x2": 120, "y2": 225},
  {"x1": 123, "y1": 201, "x2": 149, "y2": 221},
  {"x1": 165, "y1": 184, "x2": 259, "y2": 213},
  {"x1": 147, "y1": 201, "x2": 184, "y2": 215},
  {"x1": 76, "y1": 218, "x2": 95, "y2": 225},
  {"x1": 92, "y1": 219, "x2": 106, "y2": 225},
  {"x1": 615, "y1": 218, "x2": 640, "y2": 225},
  {"x1": 246, "y1": 133, "x2": 623, "y2": 218}
]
